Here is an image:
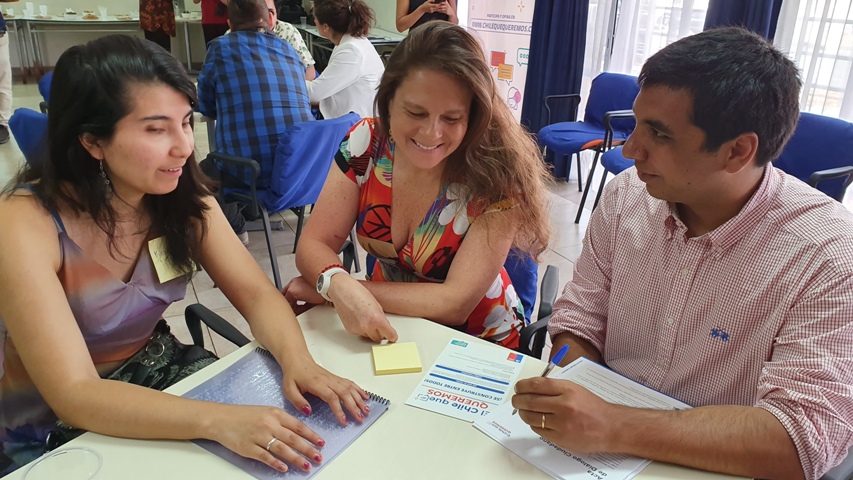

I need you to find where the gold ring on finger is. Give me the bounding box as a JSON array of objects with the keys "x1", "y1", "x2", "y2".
[
  {"x1": 541, "y1": 413, "x2": 546, "y2": 429},
  {"x1": 266, "y1": 437, "x2": 278, "y2": 451}
]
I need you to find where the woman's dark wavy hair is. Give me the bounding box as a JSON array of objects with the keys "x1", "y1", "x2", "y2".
[
  {"x1": 314, "y1": 0, "x2": 373, "y2": 38},
  {"x1": 375, "y1": 22, "x2": 551, "y2": 260},
  {"x1": 6, "y1": 34, "x2": 212, "y2": 272}
]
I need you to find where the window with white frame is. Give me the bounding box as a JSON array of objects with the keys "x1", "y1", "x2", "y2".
[{"x1": 775, "y1": 0, "x2": 853, "y2": 121}]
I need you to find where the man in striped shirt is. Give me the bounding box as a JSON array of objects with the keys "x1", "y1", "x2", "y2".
[{"x1": 513, "y1": 27, "x2": 853, "y2": 480}]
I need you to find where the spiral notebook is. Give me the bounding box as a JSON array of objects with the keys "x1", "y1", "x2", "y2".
[{"x1": 182, "y1": 347, "x2": 390, "y2": 480}]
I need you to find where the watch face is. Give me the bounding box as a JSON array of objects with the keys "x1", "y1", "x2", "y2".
[{"x1": 316, "y1": 275, "x2": 325, "y2": 293}]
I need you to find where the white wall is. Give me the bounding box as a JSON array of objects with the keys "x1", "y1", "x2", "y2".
[{"x1": 362, "y1": 0, "x2": 397, "y2": 33}]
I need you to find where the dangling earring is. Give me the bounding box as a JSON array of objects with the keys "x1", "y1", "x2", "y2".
[
  {"x1": 99, "y1": 160, "x2": 113, "y2": 198},
  {"x1": 388, "y1": 128, "x2": 395, "y2": 144}
]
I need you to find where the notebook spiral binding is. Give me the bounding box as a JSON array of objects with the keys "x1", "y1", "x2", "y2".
[
  {"x1": 256, "y1": 347, "x2": 391, "y2": 405},
  {"x1": 367, "y1": 392, "x2": 390, "y2": 405}
]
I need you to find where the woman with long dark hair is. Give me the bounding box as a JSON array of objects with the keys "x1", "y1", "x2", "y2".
[{"x1": 0, "y1": 34, "x2": 369, "y2": 475}]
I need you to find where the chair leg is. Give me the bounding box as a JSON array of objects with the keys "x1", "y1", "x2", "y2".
[
  {"x1": 261, "y1": 207, "x2": 282, "y2": 290},
  {"x1": 592, "y1": 168, "x2": 609, "y2": 212},
  {"x1": 576, "y1": 153, "x2": 584, "y2": 192},
  {"x1": 292, "y1": 206, "x2": 305, "y2": 254},
  {"x1": 574, "y1": 150, "x2": 602, "y2": 224},
  {"x1": 349, "y1": 227, "x2": 361, "y2": 273}
]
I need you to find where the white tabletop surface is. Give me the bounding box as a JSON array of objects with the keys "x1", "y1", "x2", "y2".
[
  {"x1": 2, "y1": 307, "x2": 745, "y2": 479},
  {"x1": 296, "y1": 24, "x2": 405, "y2": 43}
]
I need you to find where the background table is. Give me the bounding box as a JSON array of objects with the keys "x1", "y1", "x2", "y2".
[
  {"x1": 22, "y1": 16, "x2": 140, "y2": 78},
  {"x1": 3, "y1": 307, "x2": 746, "y2": 480},
  {"x1": 296, "y1": 24, "x2": 404, "y2": 61}
]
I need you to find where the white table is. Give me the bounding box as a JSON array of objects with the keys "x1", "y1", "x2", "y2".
[
  {"x1": 175, "y1": 16, "x2": 201, "y2": 73},
  {"x1": 3, "y1": 307, "x2": 746, "y2": 480},
  {"x1": 296, "y1": 24, "x2": 405, "y2": 57},
  {"x1": 21, "y1": 15, "x2": 140, "y2": 78},
  {"x1": 5, "y1": 19, "x2": 32, "y2": 83}
]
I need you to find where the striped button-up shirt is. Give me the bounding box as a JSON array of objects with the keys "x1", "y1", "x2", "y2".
[{"x1": 549, "y1": 166, "x2": 853, "y2": 480}]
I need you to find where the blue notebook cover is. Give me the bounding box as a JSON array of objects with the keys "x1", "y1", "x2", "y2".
[{"x1": 182, "y1": 347, "x2": 389, "y2": 479}]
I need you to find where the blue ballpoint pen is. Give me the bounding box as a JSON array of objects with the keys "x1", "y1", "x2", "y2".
[{"x1": 512, "y1": 344, "x2": 570, "y2": 415}]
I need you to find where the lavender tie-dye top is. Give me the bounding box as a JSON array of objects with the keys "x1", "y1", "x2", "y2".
[{"x1": 0, "y1": 204, "x2": 189, "y2": 471}]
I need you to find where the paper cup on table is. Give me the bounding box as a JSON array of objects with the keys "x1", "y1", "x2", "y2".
[
  {"x1": 300, "y1": 15, "x2": 307, "y2": 27},
  {"x1": 5, "y1": 8, "x2": 12, "y2": 17},
  {"x1": 98, "y1": 6, "x2": 107, "y2": 17},
  {"x1": 38, "y1": 5, "x2": 47, "y2": 16}
]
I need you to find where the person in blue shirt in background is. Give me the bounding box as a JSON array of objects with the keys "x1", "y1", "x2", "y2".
[{"x1": 197, "y1": 0, "x2": 312, "y2": 243}]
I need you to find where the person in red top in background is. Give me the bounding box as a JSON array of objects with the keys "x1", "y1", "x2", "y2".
[{"x1": 194, "y1": 0, "x2": 229, "y2": 44}]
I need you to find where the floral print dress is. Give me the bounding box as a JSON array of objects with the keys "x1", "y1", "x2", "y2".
[{"x1": 335, "y1": 118, "x2": 525, "y2": 349}]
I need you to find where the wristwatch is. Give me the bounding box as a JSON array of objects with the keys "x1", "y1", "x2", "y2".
[{"x1": 316, "y1": 265, "x2": 348, "y2": 302}]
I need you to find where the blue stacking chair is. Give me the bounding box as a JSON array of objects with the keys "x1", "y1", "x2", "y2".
[
  {"x1": 9, "y1": 108, "x2": 48, "y2": 166},
  {"x1": 207, "y1": 112, "x2": 361, "y2": 289},
  {"x1": 774, "y1": 112, "x2": 853, "y2": 202},
  {"x1": 586, "y1": 145, "x2": 635, "y2": 213},
  {"x1": 538, "y1": 73, "x2": 639, "y2": 192},
  {"x1": 576, "y1": 110, "x2": 637, "y2": 221},
  {"x1": 38, "y1": 71, "x2": 53, "y2": 113}
]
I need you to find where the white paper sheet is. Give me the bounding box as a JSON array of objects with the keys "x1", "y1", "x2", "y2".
[
  {"x1": 473, "y1": 358, "x2": 691, "y2": 480},
  {"x1": 404, "y1": 338, "x2": 527, "y2": 422}
]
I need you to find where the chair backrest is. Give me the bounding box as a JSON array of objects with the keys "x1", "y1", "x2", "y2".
[
  {"x1": 600, "y1": 146, "x2": 635, "y2": 175},
  {"x1": 774, "y1": 112, "x2": 853, "y2": 201},
  {"x1": 9, "y1": 108, "x2": 49, "y2": 166},
  {"x1": 263, "y1": 112, "x2": 361, "y2": 212},
  {"x1": 503, "y1": 251, "x2": 538, "y2": 323},
  {"x1": 38, "y1": 71, "x2": 53, "y2": 103},
  {"x1": 584, "y1": 73, "x2": 640, "y2": 134}
]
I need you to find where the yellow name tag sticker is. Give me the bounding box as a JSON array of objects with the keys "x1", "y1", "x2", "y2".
[{"x1": 148, "y1": 236, "x2": 193, "y2": 283}]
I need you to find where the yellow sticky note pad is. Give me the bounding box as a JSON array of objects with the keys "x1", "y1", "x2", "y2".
[
  {"x1": 372, "y1": 342, "x2": 422, "y2": 375},
  {"x1": 148, "y1": 237, "x2": 193, "y2": 284}
]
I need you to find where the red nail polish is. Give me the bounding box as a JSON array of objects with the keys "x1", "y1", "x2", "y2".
[
  {"x1": 357, "y1": 411, "x2": 364, "y2": 419},
  {"x1": 364, "y1": 405, "x2": 371, "y2": 412},
  {"x1": 303, "y1": 462, "x2": 311, "y2": 470},
  {"x1": 317, "y1": 439, "x2": 325, "y2": 447},
  {"x1": 314, "y1": 454, "x2": 322, "y2": 462},
  {"x1": 278, "y1": 464, "x2": 287, "y2": 472},
  {"x1": 302, "y1": 405, "x2": 312, "y2": 415}
]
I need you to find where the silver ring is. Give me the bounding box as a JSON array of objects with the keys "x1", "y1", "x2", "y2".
[
  {"x1": 266, "y1": 437, "x2": 277, "y2": 451},
  {"x1": 541, "y1": 413, "x2": 545, "y2": 429}
]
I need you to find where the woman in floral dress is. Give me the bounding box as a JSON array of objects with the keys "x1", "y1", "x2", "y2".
[{"x1": 283, "y1": 22, "x2": 551, "y2": 351}]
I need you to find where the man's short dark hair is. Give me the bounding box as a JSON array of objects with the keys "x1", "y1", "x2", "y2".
[
  {"x1": 639, "y1": 27, "x2": 802, "y2": 166},
  {"x1": 228, "y1": 0, "x2": 268, "y2": 31}
]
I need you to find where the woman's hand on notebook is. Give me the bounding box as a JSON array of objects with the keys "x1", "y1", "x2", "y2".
[
  {"x1": 281, "y1": 356, "x2": 372, "y2": 426},
  {"x1": 208, "y1": 403, "x2": 325, "y2": 474}
]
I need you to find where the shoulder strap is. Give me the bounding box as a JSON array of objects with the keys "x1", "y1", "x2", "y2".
[{"x1": 16, "y1": 184, "x2": 66, "y2": 233}]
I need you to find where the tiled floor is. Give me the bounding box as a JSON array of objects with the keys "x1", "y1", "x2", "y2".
[{"x1": 7, "y1": 79, "x2": 851, "y2": 362}]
